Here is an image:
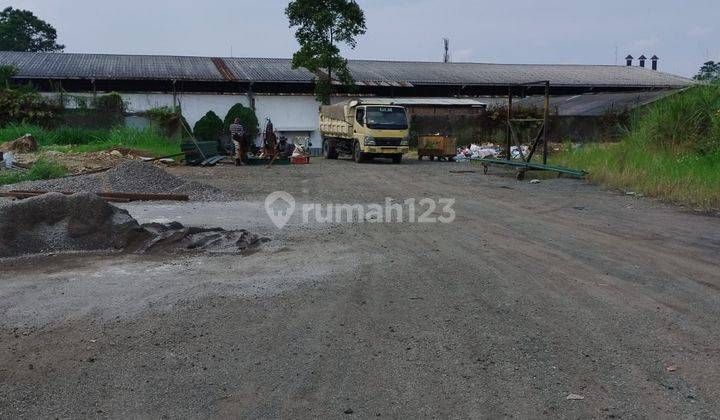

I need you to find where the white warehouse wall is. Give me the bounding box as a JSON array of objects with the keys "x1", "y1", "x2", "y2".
[
  {"x1": 121, "y1": 93, "x2": 175, "y2": 114},
  {"x1": 254, "y1": 95, "x2": 322, "y2": 151},
  {"x1": 40, "y1": 91, "x2": 325, "y2": 151},
  {"x1": 254, "y1": 96, "x2": 319, "y2": 131}
]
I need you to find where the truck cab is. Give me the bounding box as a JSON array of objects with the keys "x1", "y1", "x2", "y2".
[{"x1": 320, "y1": 101, "x2": 410, "y2": 163}]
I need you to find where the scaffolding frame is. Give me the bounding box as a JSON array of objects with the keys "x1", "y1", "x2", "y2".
[{"x1": 506, "y1": 80, "x2": 550, "y2": 165}]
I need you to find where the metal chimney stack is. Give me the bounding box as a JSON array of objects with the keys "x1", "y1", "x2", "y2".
[
  {"x1": 625, "y1": 55, "x2": 633, "y2": 66},
  {"x1": 638, "y1": 55, "x2": 647, "y2": 68},
  {"x1": 651, "y1": 55, "x2": 659, "y2": 70}
]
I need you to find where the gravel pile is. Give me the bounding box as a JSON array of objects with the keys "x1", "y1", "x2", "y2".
[
  {"x1": 2, "y1": 161, "x2": 230, "y2": 201},
  {"x1": 0, "y1": 192, "x2": 265, "y2": 258},
  {"x1": 0, "y1": 192, "x2": 142, "y2": 257}
]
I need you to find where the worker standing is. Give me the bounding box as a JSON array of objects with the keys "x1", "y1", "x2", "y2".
[{"x1": 229, "y1": 117, "x2": 245, "y2": 166}]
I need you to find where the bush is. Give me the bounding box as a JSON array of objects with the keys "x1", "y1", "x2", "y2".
[
  {"x1": 146, "y1": 106, "x2": 184, "y2": 138},
  {"x1": 93, "y1": 92, "x2": 126, "y2": 113},
  {"x1": 0, "y1": 89, "x2": 58, "y2": 126},
  {"x1": 0, "y1": 64, "x2": 59, "y2": 126},
  {"x1": 193, "y1": 111, "x2": 223, "y2": 141},
  {"x1": 223, "y1": 103, "x2": 259, "y2": 140},
  {"x1": 0, "y1": 158, "x2": 67, "y2": 185}
]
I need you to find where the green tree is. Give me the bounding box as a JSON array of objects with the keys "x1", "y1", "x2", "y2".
[
  {"x1": 694, "y1": 61, "x2": 720, "y2": 83},
  {"x1": 193, "y1": 111, "x2": 224, "y2": 141},
  {"x1": 0, "y1": 7, "x2": 64, "y2": 52},
  {"x1": 285, "y1": 0, "x2": 366, "y2": 104},
  {"x1": 223, "y1": 103, "x2": 259, "y2": 141},
  {"x1": 0, "y1": 65, "x2": 18, "y2": 89}
]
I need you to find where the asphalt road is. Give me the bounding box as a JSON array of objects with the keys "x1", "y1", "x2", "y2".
[{"x1": 2, "y1": 157, "x2": 720, "y2": 418}]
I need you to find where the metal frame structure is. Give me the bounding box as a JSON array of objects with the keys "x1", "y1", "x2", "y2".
[
  {"x1": 506, "y1": 80, "x2": 550, "y2": 165},
  {"x1": 476, "y1": 81, "x2": 587, "y2": 179}
]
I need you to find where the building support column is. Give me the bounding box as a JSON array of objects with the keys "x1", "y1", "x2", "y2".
[{"x1": 248, "y1": 82, "x2": 255, "y2": 111}]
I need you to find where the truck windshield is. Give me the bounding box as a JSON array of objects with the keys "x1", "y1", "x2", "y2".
[{"x1": 365, "y1": 107, "x2": 408, "y2": 130}]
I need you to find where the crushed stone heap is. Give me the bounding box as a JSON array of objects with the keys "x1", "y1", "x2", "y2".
[
  {"x1": 2, "y1": 160, "x2": 227, "y2": 201},
  {"x1": 0, "y1": 192, "x2": 265, "y2": 258}
]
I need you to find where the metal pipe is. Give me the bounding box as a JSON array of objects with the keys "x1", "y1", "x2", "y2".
[
  {"x1": 507, "y1": 85, "x2": 512, "y2": 161},
  {"x1": 543, "y1": 81, "x2": 550, "y2": 165},
  {"x1": 4, "y1": 190, "x2": 189, "y2": 202}
]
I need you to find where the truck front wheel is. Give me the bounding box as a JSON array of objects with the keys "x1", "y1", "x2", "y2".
[
  {"x1": 323, "y1": 138, "x2": 338, "y2": 159},
  {"x1": 353, "y1": 141, "x2": 367, "y2": 163}
]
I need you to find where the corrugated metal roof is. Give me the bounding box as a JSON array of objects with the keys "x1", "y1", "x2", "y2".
[
  {"x1": 0, "y1": 51, "x2": 317, "y2": 82},
  {"x1": 346, "y1": 60, "x2": 694, "y2": 88},
  {"x1": 358, "y1": 97, "x2": 487, "y2": 106},
  {"x1": 0, "y1": 51, "x2": 695, "y2": 88},
  {"x1": 359, "y1": 92, "x2": 677, "y2": 116},
  {"x1": 221, "y1": 57, "x2": 315, "y2": 82},
  {"x1": 0, "y1": 51, "x2": 225, "y2": 81},
  {"x1": 475, "y1": 90, "x2": 680, "y2": 116}
]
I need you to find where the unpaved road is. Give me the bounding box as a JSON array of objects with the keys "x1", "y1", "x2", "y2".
[{"x1": 2, "y1": 158, "x2": 720, "y2": 418}]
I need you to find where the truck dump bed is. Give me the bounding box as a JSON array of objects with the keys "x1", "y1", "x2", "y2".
[
  {"x1": 319, "y1": 103, "x2": 353, "y2": 139},
  {"x1": 320, "y1": 104, "x2": 348, "y2": 121}
]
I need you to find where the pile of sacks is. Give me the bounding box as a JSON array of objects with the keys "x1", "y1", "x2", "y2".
[
  {"x1": 291, "y1": 143, "x2": 307, "y2": 157},
  {"x1": 455, "y1": 143, "x2": 502, "y2": 161},
  {"x1": 454, "y1": 143, "x2": 532, "y2": 161},
  {"x1": 509, "y1": 145, "x2": 531, "y2": 159}
]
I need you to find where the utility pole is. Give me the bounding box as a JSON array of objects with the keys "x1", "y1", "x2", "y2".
[{"x1": 443, "y1": 38, "x2": 450, "y2": 63}]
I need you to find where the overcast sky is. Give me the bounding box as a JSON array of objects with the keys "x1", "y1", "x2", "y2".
[{"x1": 6, "y1": 0, "x2": 719, "y2": 77}]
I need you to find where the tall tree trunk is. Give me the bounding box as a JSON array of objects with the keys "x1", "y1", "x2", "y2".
[{"x1": 324, "y1": 28, "x2": 333, "y2": 105}]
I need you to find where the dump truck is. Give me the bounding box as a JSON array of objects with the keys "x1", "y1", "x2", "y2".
[{"x1": 319, "y1": 100, "x2": 410, "y2": 163}]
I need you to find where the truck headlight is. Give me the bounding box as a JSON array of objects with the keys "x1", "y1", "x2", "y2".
[
  {"x1": 400, "y1": 134, "x2": 410, "y2": 146},
  {"x1": 364, "y1": 135, "x2": 376, "y2": 146}
]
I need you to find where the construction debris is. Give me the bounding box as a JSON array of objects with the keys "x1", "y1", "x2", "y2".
[
  {"x1": 0, "y1": 134, "x2": 38, "y2": 154},
  {"x1": 13, "y1": 149, "x2": 139, "y2": 174},
  {"x1": 455, "y1": 143, "x2": 502, "y2": 161},
  {"x1": 132, "y1": 222, "x2": 266, "y2": 254},
  {"x1": 0, "y1": 192, "x2": 265, "y2": 258}
]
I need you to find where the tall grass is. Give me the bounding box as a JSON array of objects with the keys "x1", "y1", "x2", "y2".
[
  {"x1": 0, "y1": 125, "x2": 181, "y2": 156},
  {"x1": 625, "y1": 85, "x2": 720, "y2": 154},
  {"x1": 554, "y1": 85, "x2": 720, "y2": 211}
]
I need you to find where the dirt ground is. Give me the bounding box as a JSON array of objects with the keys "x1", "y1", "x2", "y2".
[{"x1": 1, "y1": 156, "x2": 720, "y2": 418}]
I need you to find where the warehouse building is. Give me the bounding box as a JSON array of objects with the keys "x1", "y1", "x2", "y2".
[{"x1": 0, "y1": 51, "x2": 694, "y2": 151}]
